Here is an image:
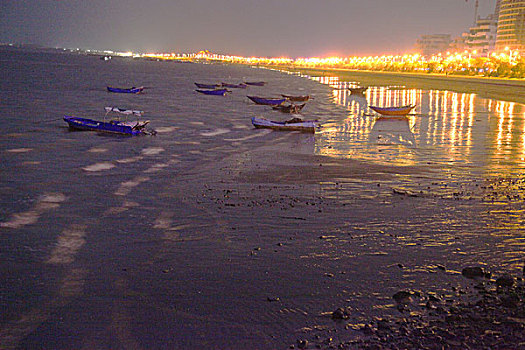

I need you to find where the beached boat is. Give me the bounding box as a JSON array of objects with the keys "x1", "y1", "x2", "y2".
[
  {"x1": 247, "y1": 96, "x2": 286, "y2": 106},
  {"x1": 348, "y1": 87, "x2": 368, "y2": 95},
  {"x1": 244, "y1": 81, "x2": 267, "y2": 86},
  {"x1": 104, "y1": 106, "x2": 144, "y2": 116},
  {"x1": 107, "y1": 86, "x2": 144, "y2": 94},
  {"x1": 221, "y1": 82, "x2": 248, "y2": 89},
  {"x1": 195, "y1": 82, "x2": 221, "y2": 89},
  {"x1": 369, "y1": 105, "x2": 415, "y2": 116},
  {"x1": 196, "y1": 88, "x2": 230, "y2": 96},
  {"x1": 64, "y1": 116, "x2": 149, "y2": 135},
  {"x1": 251, "y1": 117, "x2": 318, "y2": 133},
  {"x1": 281, "y1": 94, "x2": 310, "y2": 102},
  {"x1": 272, "y1": 103, "x2": 306, "y2": 114}
]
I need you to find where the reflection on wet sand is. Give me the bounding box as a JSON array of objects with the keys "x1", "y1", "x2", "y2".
[
  {"x1": 309, "y1": 74, "x2": 525, "y2": 177},
  {"x1": 369, "y1": 116, "x2": 416, "y2": 147}
]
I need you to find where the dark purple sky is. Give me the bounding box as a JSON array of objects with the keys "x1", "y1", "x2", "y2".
[{"x1": 0, "y1": 0, "x2": 497, "y2": 57}]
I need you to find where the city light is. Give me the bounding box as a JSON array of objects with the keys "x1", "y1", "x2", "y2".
[{"x1": 134, "y1": 49, "x2": 524, "y2": 78}]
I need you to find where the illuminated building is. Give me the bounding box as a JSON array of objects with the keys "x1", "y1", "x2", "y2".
[
  {"x1": 416, "y1": 34, "x2": 452, "y2": 57},
  {"x1": 495, "y1": 0, "x2": 525, "y2": 53},
  {"x1": 495, "y1": 0, "x2": 502, "y2": 18},
  {"x1": 466, "y1": 14, "x2": 498, "y2": 55},
  {"x1": 450, "y1": 34, "x2": 468, "y2": 53}
]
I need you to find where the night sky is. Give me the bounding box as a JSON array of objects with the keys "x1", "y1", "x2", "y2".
[{"x1": 0, "y1": 0, "x2": 496, "y2": 57}]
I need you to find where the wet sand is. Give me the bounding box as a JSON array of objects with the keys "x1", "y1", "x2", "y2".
[
  {"x1": 178, "y1": 130, "x2": 525, "y2": 349},
  {"x1": 276, "y1": 66, "x2": 525, "y2": 105}
]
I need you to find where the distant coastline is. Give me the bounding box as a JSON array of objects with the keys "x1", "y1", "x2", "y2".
[{"x1": 3, "y1": 43, "x2": 523, "y2": 105}]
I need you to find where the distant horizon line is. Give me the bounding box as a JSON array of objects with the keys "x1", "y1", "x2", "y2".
[{"x1": 0, "y1": 42, "x2": 420, "y2": 60}]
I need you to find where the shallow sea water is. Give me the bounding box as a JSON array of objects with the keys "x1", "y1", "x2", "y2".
[{"x1": 1, "y1": 47, "x2": 524, "y2": 349}]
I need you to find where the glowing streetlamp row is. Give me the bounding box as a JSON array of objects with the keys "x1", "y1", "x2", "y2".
[{"x1": 137, "y1": 49, "x2": 521, "y2": 69}]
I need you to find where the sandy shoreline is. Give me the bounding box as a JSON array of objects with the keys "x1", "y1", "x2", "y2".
[{"x1": 269, "y1": 66, "x2": 525, "y2": 105}]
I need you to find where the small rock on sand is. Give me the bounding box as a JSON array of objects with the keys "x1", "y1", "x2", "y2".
[{"x1": 461, "y1": 266, "x2": 486, "y2": 279}]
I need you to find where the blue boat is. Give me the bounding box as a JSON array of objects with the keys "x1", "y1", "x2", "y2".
[
  {"x1": 247, "y1": 95, "x2": 286, "y2": 106},
  {"x1": 195, "y1": 82, "x2": 221, "y2": 89},
  {"x1": 221, "y1": 82, "x2": 248, "y2": 89},
  {"x1": 64, "y1": 116, "x2": 149, "y2": 135},
  {"x1": 196, "y1": 89, "x2": 230, "y2": 96},
  {"x1": 107, "y1": 86, "x2": 144, "y2": 94}
]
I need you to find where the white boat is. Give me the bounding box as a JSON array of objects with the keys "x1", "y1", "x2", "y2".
[
  {"x1": 104, "y1": 107, "x2": 144, "y2": 116},
  {"x1": 251, "y1": 117, "x2": 318, "y2": 133}
]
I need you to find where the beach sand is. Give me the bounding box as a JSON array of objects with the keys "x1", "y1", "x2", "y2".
[
  {"x1": 173, "y1": 127, "x2": 525, "y2": 349},
  {"x1": 279, "y1": 67, "x2": 525, "y2": 105}
]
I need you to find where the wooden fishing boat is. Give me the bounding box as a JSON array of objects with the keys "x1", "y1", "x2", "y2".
[
  {"x1": 251, "y1": 117, "x2": 318, "y2": 133},
  {"x1": 221, "y1": 82, "x2": 248, "y2": 89},
  {"x1": 196, "y1": 88, "x2": 230, "y2": 96},
  {"x1": 348, "y1": 87, "x2": 367, "y2": 95},
  {"x1": 369, "y1": 105, "x2": 415, "y2": 116},
  {"x1": 247, "y1": 96, "x2": 286, "y2": 106},
  {"x1": 63, "y1": 116, "x2": 149, "y2": 135},
  {"x1": 244, "y1": 81, "x2": 266, "y2": 86},
  {"x1": 281, "y1": 94, "x2": 310, "y2": 102},
  {"x1": 107, "y1": 86, "x2": 144, "y2": 94},
  {"x1": 195, "y1": 82, "x2": 221, "y2": 89},
  {"x1": 272, "y1": 103, "x2": 306, "y2": 114}
]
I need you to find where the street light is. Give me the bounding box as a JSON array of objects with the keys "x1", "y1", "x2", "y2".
[{"x1": 505, "y1": 46, "x2": 514, "y2": 64}]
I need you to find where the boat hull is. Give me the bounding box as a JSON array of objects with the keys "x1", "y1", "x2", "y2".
[
  {"x1": 348, "y1": 87, "x2": 367, "y2": 95},
  {"x1": 107, "y1": 86, "x2": 144, "y2": 94},
  {"x1": 64, "y1": 116, "x2": 145, "y2": 135},
  {"x1": 369, "y1": 105, "x2": 415, "y2": 116},
  {"x1": 195, "y1": 83, "x2": 220, "y2": 89},
  {"x1": 281, "y1": 94, "x2": 310, "y2": 102},
  {"x1": 247, "y1": 96, "x2": 286, "y2": 106},
  {"x1": 244, "y1": 81, "x2": 266, "y2": 86},
  {"x1": 221, "y1": 83, "x2": 247, "y2": 89},
  {"x1": 272, "y1": 103, "x2": 306, "y2": 113},
  {"x1": 251, "y1": 117, "x2": 317, "y2": 133},
  {"x1": 196, "y1": 89, "x2": 229, "y2": 96}
]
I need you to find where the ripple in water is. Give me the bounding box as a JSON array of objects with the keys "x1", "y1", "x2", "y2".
[
  {"x1": 6, "y1": 148, "x2": 32, "y2": 153},
  {"x1": 141, "y1": 147, "x2": 164, "y2": 156},
  {"x1": 114, "y1": 176, "x2": 151, "y2": 196},
  {"x1": 201, "y1": 128, "x2": 230, "y2": 137},
  {"x1": 225, "y1": 129, "x2": 272, "y2": 141},
  {"x1": 1, "y1": 193, "x2": 66, "y2": 228},
  {"x1": 87, "y1": 147, "x2": 108, "y2": 153},
  {"x1": 82, "y1": 162, "x2": 115, "y2": 172},
  {"x1": 155, "y1": 126, "x2": 178, "y2": 133}
]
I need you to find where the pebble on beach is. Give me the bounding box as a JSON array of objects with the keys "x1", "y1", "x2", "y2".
[
  {"x1": 307, "y1": 268, "x2": 524, "y2": 350},
  {"x1": 461, "y1": 266, "x2": 487, "y2": 279}
]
